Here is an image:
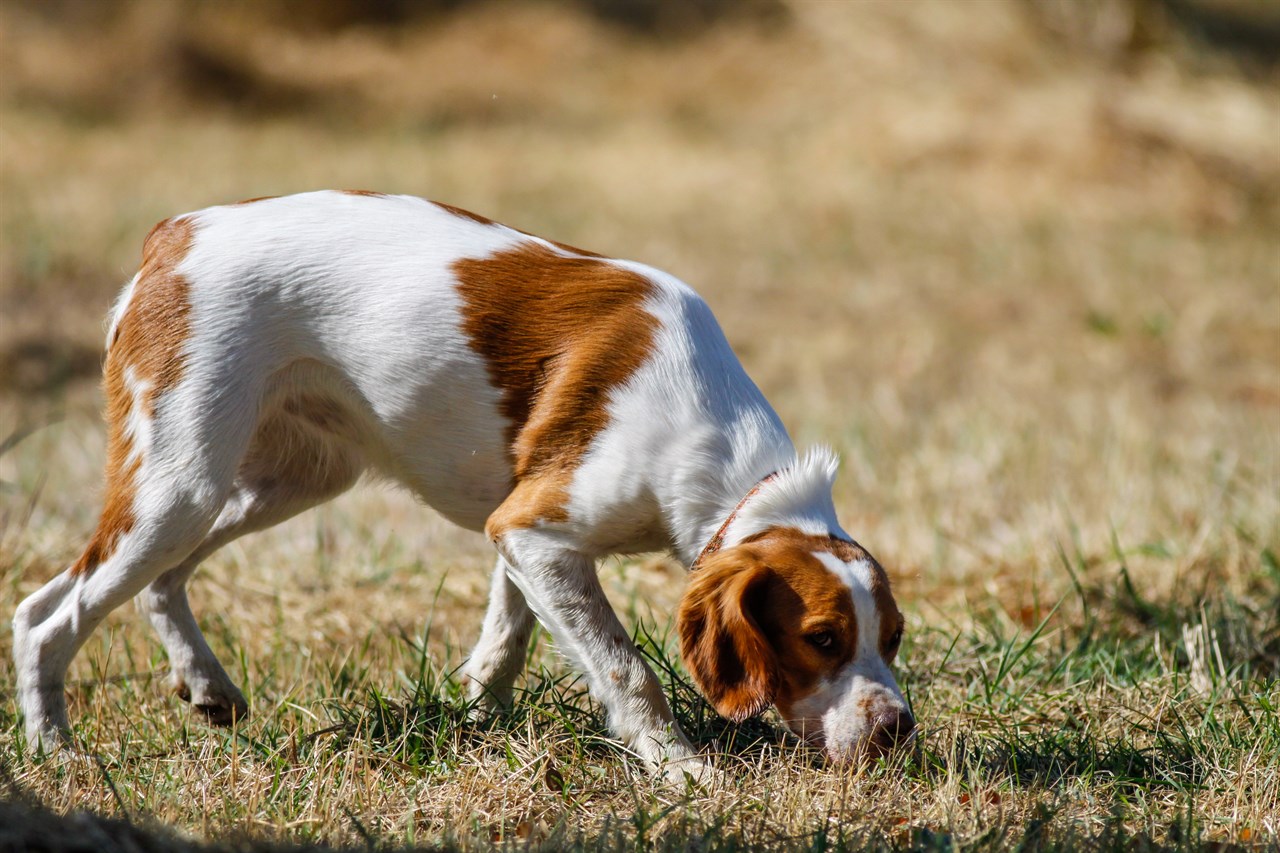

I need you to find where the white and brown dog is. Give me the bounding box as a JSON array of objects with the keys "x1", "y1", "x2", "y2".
[{"x1": 12, "y1": 191, "x2": 913, "y2": 777}]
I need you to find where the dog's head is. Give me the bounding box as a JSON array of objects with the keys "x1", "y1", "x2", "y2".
[{"x1": 677, "y1": 527, "x2": 913, "y2": 760}]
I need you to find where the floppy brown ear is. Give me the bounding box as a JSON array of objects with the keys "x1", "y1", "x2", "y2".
[{"x1": 676, "y1": 549, "x2": 778, "y2": 722}]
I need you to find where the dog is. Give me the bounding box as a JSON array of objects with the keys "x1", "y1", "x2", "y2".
[{"x1": 12, "y1": 191, "x2": 914, "y2": 777}]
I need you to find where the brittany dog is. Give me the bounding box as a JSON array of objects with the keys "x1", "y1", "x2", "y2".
[{"x1": 12, "y1": 191, "x2": 914, "y2": 778}]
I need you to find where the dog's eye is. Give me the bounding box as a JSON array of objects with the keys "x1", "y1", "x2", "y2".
[
  {"x1": 888, "y1": 625, "x2": 904, "y2": 651},
  {"x1": 806, "y1": 630, "x2": 835, "y2": 651}
]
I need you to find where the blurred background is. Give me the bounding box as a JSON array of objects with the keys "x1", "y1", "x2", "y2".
[
  {"x1": 1, "y1": 0, "x2": 1277, "y2": 626},
  {"x1": 2, "y1": 4, "x2": 1278, "y2": 841}
]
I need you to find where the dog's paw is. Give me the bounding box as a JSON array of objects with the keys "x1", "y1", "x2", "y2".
[
  {"x1": 23, "y1": 724, "x2": 81, "y2": 760},
  {"x1": 659, "y1": 752, "x2": 722, "y2": 788},
  {"x1": 195, "y1": 696, "x2": 249, "y2": 727},
  {"x1": 173, "y1": 677, "x2": 250, "y2": 727}
]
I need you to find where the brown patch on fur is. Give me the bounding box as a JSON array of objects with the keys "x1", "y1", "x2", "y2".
[
  {"x1": 452, "y1": 242, "x2": 658, "y2": 537},
  {"x1": 678, "y1": 527, "x2": 905, "y2": 722},
  {"x1": 678, "y1": 535, "x2": 860, "y2": 722},
  {"x1": 676, "y1": 553, "x2": 780, "y2": 722},
  {"x1": 231, "y1": 195, "x2": 278, "y2": 206},
  {"x1": 743, "y1": 526, "x2": 903, "y2": 657},
  {"x1": 485, "y1": 478, "x2": 571, "y2": 534},
  {"x1": 242, "y1": 405, "x2": 364, "y2": 499},
  {"x1": 341, "y1": 189, "x2": 386, "y2": 198},
  {"x1": 72, "y1": 217, "x2": 196, "y2": 576},
  {"x1": 870, "y1": 562, "x2": 903, "y2": 659},
  {"x1": 434, "y1": 200, "x2": 496, "y2": 226}
]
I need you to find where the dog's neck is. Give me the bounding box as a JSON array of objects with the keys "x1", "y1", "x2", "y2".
[
  {"x1": 671, "y1": 444, "x2": 846, "y2": 569},
  {"x1": 689, "y1": 471, "x2": 780, "y2": 570}
]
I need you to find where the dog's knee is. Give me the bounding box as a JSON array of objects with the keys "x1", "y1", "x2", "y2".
[{"x1": 13, "y1": 572, "x2": 76, "y2": 636}]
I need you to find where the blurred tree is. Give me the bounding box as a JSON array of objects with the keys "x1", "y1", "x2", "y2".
[
  {"x1": 1162, "y1": 0, "x2": 1280, "y2": 65},
  {"x1": 7, "y1": 0, "x2": 786, "y2": 37},
  {"x1": 1024, "y1": 0, "x2": 1280, "y2": 69},
  {"x1": 574, "y1": 0, "x2": 788, "y2": 36}
]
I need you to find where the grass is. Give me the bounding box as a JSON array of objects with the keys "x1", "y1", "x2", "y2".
[
  {"x1": 1, "y1": 0, "x2": 1278, "y2": 850},
  {"x1": 1, "y1": 582, "x2": 1276, "y2": 850}
]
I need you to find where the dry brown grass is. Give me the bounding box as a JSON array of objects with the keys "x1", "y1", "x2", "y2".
[{"x1": 1, "y1": 1, "x2": 1278, "y2": 849}]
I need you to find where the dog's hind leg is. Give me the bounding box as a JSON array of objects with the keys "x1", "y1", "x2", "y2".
[
  {"x1": 11, "y1": 401, "x2": 248, "y2": 751},
  {"x1": 462, "y1": 556, "x2": 536, "y2": 713},
  {"x1": 14, "y1": 214, "x2": 265, "y2": 749},
  {"x1": 137, "y1": 404, "x2": 363, "y2": 726}
]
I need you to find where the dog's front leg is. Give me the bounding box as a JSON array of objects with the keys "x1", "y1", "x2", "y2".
[
  {"x1": 462, "y1": 556, "x2": 536, "y2": 713},
  {"x1": 493, "y1": 527, "x2": 708, "y2": 781}
]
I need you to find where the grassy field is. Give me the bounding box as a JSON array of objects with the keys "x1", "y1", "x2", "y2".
[{"x1": 1, "y1": 1, "x2": 1278, "y2": 849}]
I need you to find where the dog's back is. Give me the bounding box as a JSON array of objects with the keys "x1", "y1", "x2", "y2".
[{"x1": 95, "y1": 191, "x2": 771, "y2": 537}]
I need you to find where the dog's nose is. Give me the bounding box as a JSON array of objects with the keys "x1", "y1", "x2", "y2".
[{"x1": 869, "y1": 709, "x2": 916, "y2": 754}]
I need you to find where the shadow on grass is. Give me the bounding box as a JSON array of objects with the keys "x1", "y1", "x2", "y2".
[
  {"x1": 316, "y1": 621, "x2": 794, "y2": 778},
  {"x1": 927, "y1": 725, "x2": 1204, "y2": 792},
  {"x1": 1058, "y1": 539, "x2": 1280, "y2": 682},
  {"x1": 4, "y1": 607, "x2": 1267, "y2": 851},
  {"x1": 324, "y1": 592, "x2": 1279, "y2": 792},
  {"x1": 0, "y1": 782, "x2": 1251, "y2": 853},
  {"x1": 896, "y1": 555, "x2": 1280, "y2": 795}
]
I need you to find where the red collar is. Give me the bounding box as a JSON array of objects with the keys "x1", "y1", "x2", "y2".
[{"x1": 690, "y1": 472, "x2": 778, "y2": 570}]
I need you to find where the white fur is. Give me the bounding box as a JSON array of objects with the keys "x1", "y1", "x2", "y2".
[
  {"x1": 788, "y1": 552, "x2": 912, "y2": 757},
  {"x1": 11, "y1": 191, "x2": 882, "y2": 777},
  {"x1": 724, "y1": 446, "x2": 844, "y2": 546}
]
